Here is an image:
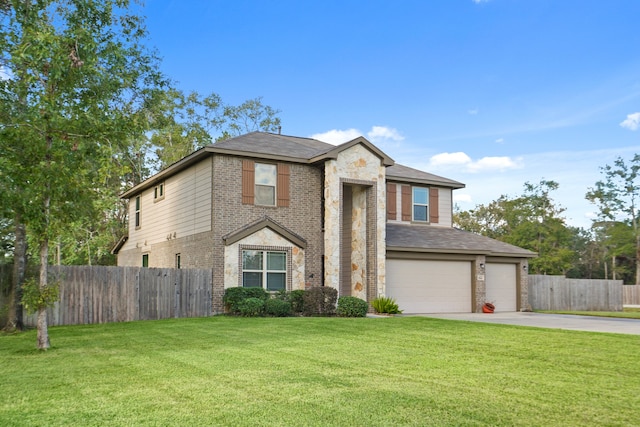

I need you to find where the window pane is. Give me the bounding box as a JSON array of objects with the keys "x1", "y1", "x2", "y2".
[
  {"x1": 414, "y1": 205, "x2": 428, "y2": 222},
  {"x1": 242, "y1": 251, "x2": 262, "y2": 270},
  {"x1": 243, "y1": 272, "x2": 262, "y2": 288},
  {"x1": 413, "y1": 187, "x2": 428, "y2": 204},
  {"x1": 255, "y1": 163, "x2": 276, "y2": 185},
  {"x1": 255, "y1": 185, "x2": 275, "y2": 205},
  {"x1": 267, "y1": 252, "x2": 286, "y2": 271},
  {"x1": 266, "y1": 273, "x2": 286, "y2": 291}
]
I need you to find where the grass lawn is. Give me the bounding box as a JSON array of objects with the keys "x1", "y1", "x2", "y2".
[{"x1": 1, "y1": 316, "x2": 639, "y2": 426}]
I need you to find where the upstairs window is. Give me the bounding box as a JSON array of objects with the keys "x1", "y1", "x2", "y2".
[
  {"x1": 242, "y1": 250, "x2": 286, "y2": 291},
  {"x1": 135, "y1": 196, "x2": 141, "y2": 228},
  {"x1": 254, "y1": 163, "x2": 277, "y2": 206},
  {"x1": 154, "y1": 182, "x2": 165, "y2": 201},
  {"x1": 412, "y1": 187, "x2": 429, "y2": 222}
]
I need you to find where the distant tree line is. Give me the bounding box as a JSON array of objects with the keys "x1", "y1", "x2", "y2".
[{"x1": 454, "y1": 155, "x2": 640, "y2": 285}]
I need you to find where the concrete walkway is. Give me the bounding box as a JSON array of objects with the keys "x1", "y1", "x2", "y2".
[{"x1": 414, "y1": 311, "x2": 640, "y2": 335}]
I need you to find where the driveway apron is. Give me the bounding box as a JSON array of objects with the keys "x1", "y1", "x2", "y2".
[{"x1": 414, "y1": 312, "x2": 640, "y2": 335}]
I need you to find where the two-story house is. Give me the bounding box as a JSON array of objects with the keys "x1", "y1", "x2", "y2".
[{"x1": 113, "y1": 132, "x2": 535, "y2": 313}]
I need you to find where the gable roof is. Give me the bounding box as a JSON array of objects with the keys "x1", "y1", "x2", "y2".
[
  {"x1": 120, "y1": 131, "x2": 462, "y2": 198},
  {"x1": 386, "y1": 223, "x2": 536, "y2": 258},
  {"x1": 211, "y1": 131, "x2": 334, "y2": 162},
  {"x1": 222, "y1": 216, "x2": 307, "y2": 248},
  {"x1": 386, "y1": 164, "x2": 465, "y2": 189}
]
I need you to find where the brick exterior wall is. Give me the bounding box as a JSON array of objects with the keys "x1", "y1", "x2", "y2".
[{"x1": 211, "y1": 155, "x2": 324, "y2": 312}]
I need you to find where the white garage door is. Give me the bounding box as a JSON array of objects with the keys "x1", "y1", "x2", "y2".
[
  {"x1": 386, "y1": 259, "x2": 472, "y2": 314},
  {"x1": 485, "y1": 263, "x2": 517, "y2": 312}
]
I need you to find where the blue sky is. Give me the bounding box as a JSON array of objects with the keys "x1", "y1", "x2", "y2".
[{"x1": 143, "y1": 0, "x2": 640, "y2": 228}]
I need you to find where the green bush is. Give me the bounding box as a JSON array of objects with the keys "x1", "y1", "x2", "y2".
[
  {"x1": 289, "y1": 289, "x2": 305, "y2": 314},
  {"x1": 336, "y1": 296, "x2": 369, "y2": 317},
  {"x1": 302, "y1": 287, "x2": 337, "y2": 316},
  {"x1": 244, "y1": 287, "x2": 269, "y2": 301},
  {"x1": 223, "y1": 287, "x2": 247, "y2": 314},
  {"x1": 264, "y1": 298, "x2": 292, "y2": 317},
  {"x1": 223, "y1": 287, "x2": 270, "y2": 314},
  {"x1": 238, "y1": 297, "x2": 265, "y2": 317},
  {"x1": 372, "y1": 296, "x2": 403, "y2": 314}
]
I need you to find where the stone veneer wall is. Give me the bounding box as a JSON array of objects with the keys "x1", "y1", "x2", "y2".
[
  {"x1": 223, "y1": 228, "x2": 305, "y2": 290},
  {"x1": 324, "y1": 144, "x2": 386, "y2": 299},
  {"x1": 211, "y1": 155, "x2": 324, "y2": 313}
]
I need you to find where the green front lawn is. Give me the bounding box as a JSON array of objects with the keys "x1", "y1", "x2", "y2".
[{"x1": 1, "y1": 316, "x2": 638, "y2": 426}]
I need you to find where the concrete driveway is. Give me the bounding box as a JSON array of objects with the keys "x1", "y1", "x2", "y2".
[{"x1": 415, "y1": 311, "x2": 640, "y2": 335}]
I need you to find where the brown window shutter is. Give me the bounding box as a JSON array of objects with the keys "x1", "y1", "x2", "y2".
[
  {"x1": 429, "y1": 187, "x2": 439, "y2": 223},
  {"x1": 242, "y1": 159, "x2": 255, "y2": 205},
  {"x1": 277, "y1": 163, "x2": 290, "y2": 207},
  {"x1": 386, "y1": 183, "x2": 397, "y2": 220},
  {"x1": 401, "y1": 185, "x2": 412, "y2": 221}
]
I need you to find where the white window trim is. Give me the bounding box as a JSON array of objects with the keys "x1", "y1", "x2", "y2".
[
  {"x1": 240, "y1": 247, "x2": 290, "y2": 291},
  {"x1": 412, "y1": 187, "x2": 429, "y2": 222},
  {"x1": 254, "y1": 163, "x2": 277, "y2": 206}
]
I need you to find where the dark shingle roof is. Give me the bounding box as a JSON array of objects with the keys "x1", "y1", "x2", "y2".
[
  {"x1": 211, "y1": 132, "x2": 334, "y2": 161},
  {"x1": 386, "y1": 223, "x2": 536, "y2": 258},
  {"x1": 386, "y1": 164, "x2": 465, "y2": 189}
]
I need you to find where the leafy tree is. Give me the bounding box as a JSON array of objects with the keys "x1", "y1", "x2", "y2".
[
  {"x1": 455, "y1": 180, "x2": 574, "y2": 274},
  {"x1": 586, "y1": 155, "x2": 640, "y2": 284},
  {"x1": 0, "y1": 0, "x2": 164, "y2": 348}
]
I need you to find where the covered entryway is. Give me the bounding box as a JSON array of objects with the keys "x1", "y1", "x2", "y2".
[
  {"x1": 386, "y1": 259, "x2": 472, "y2": 313},
  {"x1": 485, "y1": 263, "x2": 517, "y2": 312}
]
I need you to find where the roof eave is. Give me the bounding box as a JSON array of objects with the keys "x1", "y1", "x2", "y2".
[
  {"x1": 386, "y1": 245, "x2": 537, "y2": 258},
  {"x1": 386, "y1": 176, "x2": 466, "y2": 189}
]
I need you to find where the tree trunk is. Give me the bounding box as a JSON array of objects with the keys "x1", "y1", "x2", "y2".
[
  {"x1": 37, "y1": 238, "x2": 50, "y2": 350},
  {"x1": 3, "y1": 217, "x2": 26, "y2": 332}
]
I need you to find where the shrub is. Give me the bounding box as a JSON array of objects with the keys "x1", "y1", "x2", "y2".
[
  {"x1": 223, "y1": 287, "x2": 248, "y2": 314},
  {"x1": 223, "y1": 287, "x2": 270, "y2": 314},
  {"x1": 264, "y1": 298, "x2": 292, "y2": 317},
  {"x1": 302, "y1": 287, "x2": 337, "y2": 316},
  {"x1": 244, "y1": 287, "x2": 269, "y2": 301},
  {"x1": 289, "y1": 289, "x2": 305, "y2": 314},
  {"x1": 21, "y1": 279, "x2": 59, "y2": 314},
  {"x1": 372, "y1": 296, "x2": 403, "y2": 315},
  {"x1": 336, "y1": 296, "x2": 368, "y2": 317},
  {"x1": 238, "y1": 297, "x2": 265, "y2": 317}
]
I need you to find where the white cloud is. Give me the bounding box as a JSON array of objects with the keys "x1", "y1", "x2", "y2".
[
  {"x1": 495, "y1": 138, "x2": 504, "y2": 144},
  {"x1": 310, "y1": 128, "x2": 361, "y2": 145},
  {"x1": 468, "y1": 156, "x2": 523, "y2": 172},
  {"x1": 472, "y1": 0, "x2": 490, "y2": 3},
  {"x1": 468, "y1": 108, "x2": 479, "y2": 115},
  {"x1": 620, "y1": 112, "x2": 640, "y2": 131},
  {"x1": 428, "y1": 151, "x2": 522, "y2": 173},
  {"x1": 367, "y1": 126, "x2": 404, "y2": 143},
  {"x1": 430, "y1": 152, "x2": 472, "y2": 167},
  {"x1": 311, "y1": 125, "x2": 404, "y2": 145}
]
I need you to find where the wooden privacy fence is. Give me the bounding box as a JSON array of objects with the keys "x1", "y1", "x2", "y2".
[
  {"x1": 623, "y1": 285, "x2": 640, "y2": 305},
  {"x1": 528, "y1": 275, "x2": 623, "y2": 311},
  {"x1": 22, "y1": 266, "x2": 213, "y2": 327}
]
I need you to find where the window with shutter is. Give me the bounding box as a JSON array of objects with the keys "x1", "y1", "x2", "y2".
[
  {"x1": 429, "y1": 187, "x2": 439, "y2": 223},
  {"x1": 242, "y1": 160, "x2": 255, "y2": 204},
  {"x1": 387, "y1": 183, "x2": 397, "y2": 220},
  {"x1": 401, "y1": 185, "x2": 412, "y2": 221}
]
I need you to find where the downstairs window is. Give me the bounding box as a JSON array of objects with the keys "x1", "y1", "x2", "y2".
[{"x1": 242, "y1": 250, "x2": 286, "y2": 291}]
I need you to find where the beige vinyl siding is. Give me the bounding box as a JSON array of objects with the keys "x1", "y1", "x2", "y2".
[
  {"x1": 120, "y1": 158, "x2": 212, "y2": 252},
  {"x1": 432, "y1": 187, "x2": 453, "y2": 227}
]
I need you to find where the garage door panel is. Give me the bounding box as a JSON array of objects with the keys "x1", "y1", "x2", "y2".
[
  {"x1": 485, "y1": 263, "x2": 517, "y2": 312},
  {"x1": 386, "y1": 260, "x2": 471, "y2": 313}
]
